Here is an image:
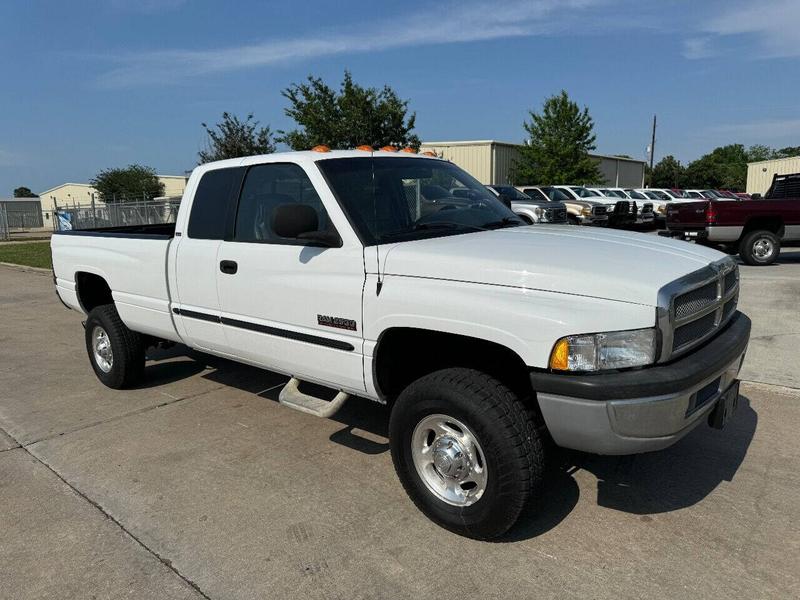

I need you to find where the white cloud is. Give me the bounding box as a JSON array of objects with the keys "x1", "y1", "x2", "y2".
[
  {"x1": 687, "y1": 0, "x2": 800, "y2": 59},
  {"x1": 96, "y1": 0, "x2": 611, "y2": 87},
  {"x1": 682, "y1": 38, "x2": 716, "y2": 59}
]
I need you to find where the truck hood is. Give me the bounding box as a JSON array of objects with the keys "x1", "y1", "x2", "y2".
[{"x1": 378, "y1": 226, "x2": 725, "y2": 306}]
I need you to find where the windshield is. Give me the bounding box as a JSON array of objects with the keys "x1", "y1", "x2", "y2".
[
  {"x1": 602, "y1": 189, "x2": 626, "y2": 198},
  {"x1": 648, "y1": 190, "x2": 670, "y2": 200},
  {"x1": 571, "y1": 186, "x2": 599, "y2": 197},
  {"x1": 491, "y1": 186, "x2": 530, "y2": 200},
  {"x1": 625, "y1": 189, "x2": 646, "y2": 199},
  {"x1": 318, "y1": 157, "x2": 520, "y2": 245},
  {"x1": 522, "y1": 187, "x2": 549, "y2": 202},
  {"x1": 661, "y1": 189, "x2": 681, "y2": 198},
  {"x1": 541, "y1": 186, "x2": 572, "y2": 201},
  {"x1": 686, "y1": 191, "x2": 703, "y2": 198}
]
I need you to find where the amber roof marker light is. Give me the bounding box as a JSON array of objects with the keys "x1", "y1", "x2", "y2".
[
  {"x1": 379, "y1": 145, "x2": 398, "y2": 152},
  {"x1": 355, "y1": 145, "x2": 373, "y2": 151},
  {"x1": 401, "y1": 147, "x2": 416, "y2": 153},
  {"x1": 420, "y1": 151, "x2": 437, "y2": 157},
  {"x1": 311, "y1": 145, "x2": 331, "y2": 152}
]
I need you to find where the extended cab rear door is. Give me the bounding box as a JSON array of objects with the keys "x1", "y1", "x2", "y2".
[
  {"x1": 171, "y1": 166, "x2": 244, "y2": 352},
  {"x1": 214, "y1": 159, "x2": 366, "y2": 394}
]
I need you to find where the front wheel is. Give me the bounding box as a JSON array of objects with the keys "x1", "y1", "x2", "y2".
[
  {"x1": 739, "y1": 229, "x2": 780, "y2": 266},
  {"x1": 389, "y1": 368, "x2": 545, "y2": 539},
  {"x1": 85, "y1": 304, "x2": 145, "y2": 389}
]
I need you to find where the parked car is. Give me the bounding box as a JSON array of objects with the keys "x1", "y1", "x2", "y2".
[
  {"x1": 51, "y1": 148, "x2": 751, "y2": 539},
  {"x1": 485, "y1": 185, "x2": 567, "y2": 224},
  {"x1": 588, "y1": 187, "x2": 655, "y2": 227},
  {"x1": 662, "y1": 172, "x2": 800, "y2": 265},
  {"x1": 554, "y1": 185, "x2": 639, "y2": 227},
  {"x1": 527, "y1": 185, "x2": 609, "y2": 225}
]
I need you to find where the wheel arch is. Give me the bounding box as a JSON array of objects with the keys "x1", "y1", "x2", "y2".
[
  {"x1": 75, "y1": 271, "x2": 114, "y2": 314},
  {"x1": 741, "y1": 216, "x2": 785, "y2": 238},
  {"x1": 372, "y1": 327, "x2": 535, "y2": 406}
]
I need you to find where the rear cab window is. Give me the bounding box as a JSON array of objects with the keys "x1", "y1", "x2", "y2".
[{"x1": 187, "y1": 167, "x2": 242, "y2": 239}]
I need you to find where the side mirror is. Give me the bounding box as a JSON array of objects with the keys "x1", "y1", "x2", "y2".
[
  {"x1": 271, "y1": 203, "x2": 341, "y2": 247},
  {"x1": 751, "y1": 193, "x2": 762, "y2": 200}
]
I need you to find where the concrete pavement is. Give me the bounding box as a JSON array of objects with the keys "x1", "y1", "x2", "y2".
[{"x1": 1, "y1": 257, "x2": 799, "y2": 599}]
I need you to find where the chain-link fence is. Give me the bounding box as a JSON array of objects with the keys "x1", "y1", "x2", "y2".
[
  {"x1": 52, "y1": 198, "x2": 182, "y2": 231},
  {"x1": 0, "y1": 205, "x2": 9, "y2": 240}
]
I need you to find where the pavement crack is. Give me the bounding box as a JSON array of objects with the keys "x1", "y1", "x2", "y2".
[
  {"x1": 22, "y1": 384, "x2": 228, "y2": 449},
  {"x1": 0, "y1": 422, "x2": 214, "y2": 600}
]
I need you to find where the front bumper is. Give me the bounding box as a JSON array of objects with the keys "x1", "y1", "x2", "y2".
[{"x1": 530, "y1": 312, "x2": 750, "y2": 455}]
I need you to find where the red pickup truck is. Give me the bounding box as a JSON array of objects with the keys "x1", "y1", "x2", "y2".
[{"x1": 661, "y1": 173, "x2": 800, "y2": 265}]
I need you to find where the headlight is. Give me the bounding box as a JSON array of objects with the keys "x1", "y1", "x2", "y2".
[
  {"x1": 657, "y1": 204, "x2": 666, "y2": 214},
  {"x1": 581, "y1": 206, "x2": 592, "y2": 216},
  {"x1": 549, "y1": 328, "x2": 657, "y2": 372}
]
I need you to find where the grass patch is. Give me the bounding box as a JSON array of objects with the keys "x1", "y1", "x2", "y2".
[{"x1": 0, "y1": 241, "x2": 52, "y2": 269}]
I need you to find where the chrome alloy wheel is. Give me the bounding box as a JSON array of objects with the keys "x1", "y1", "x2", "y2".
[
  {"x1": 92, "y1": 326, "x2": 113, "y2": 373},
  {"x1": 411, "y1": 414, "x2": 488, "y2": 506},
  {"x1": 752, "y1": 237, "x2": 775, "y2": 260}
]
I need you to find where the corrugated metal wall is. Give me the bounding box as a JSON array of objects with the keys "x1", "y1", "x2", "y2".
[
  {"x1": 419, "y1": 142, "x2": 494, "y2": 183},
  {"x1": 491, "y1": 144, "x2": 521, "y2": 184},
  {"x1": 421, "y1": 141, "x2": 646, "y2": 187},
  {"x1": 747, "y1": 156, "x2": 800, "y2": 195}
]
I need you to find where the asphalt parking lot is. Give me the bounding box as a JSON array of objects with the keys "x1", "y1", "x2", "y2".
[{"x1": 1, "y1": 246, "x2": 799, "y2": 600}]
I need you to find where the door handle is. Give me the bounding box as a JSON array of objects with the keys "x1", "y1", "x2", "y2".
[{"x1": 220, "y1": 260, "x2": 238, "y2": 275}]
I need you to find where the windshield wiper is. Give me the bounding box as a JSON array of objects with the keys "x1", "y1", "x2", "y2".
[
  {"x1": 482, "y1": 217, "x2": 524, "y2": 229},
  {"x1": 413, "y1": 221, "x2": 485, "y2": 231}
]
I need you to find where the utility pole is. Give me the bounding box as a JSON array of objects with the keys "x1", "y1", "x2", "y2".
[{"x1": 648, "y1": 114, "x2": 657, "y2": 187}]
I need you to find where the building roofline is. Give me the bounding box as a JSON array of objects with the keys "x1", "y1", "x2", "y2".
[
  {"x1": 38, "y1": 182, "x2": 96, "y2": 196},
  {"x1": 421, "y1": 140, "x2": 646, "y2": 165},
  {"x1": 747, "y1": 155, "x2": 800, "y2": 166}
]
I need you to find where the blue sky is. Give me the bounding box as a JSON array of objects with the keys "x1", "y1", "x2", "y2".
[{"x1": 1, "y1": 0, "x2": 799, "y2": 195}]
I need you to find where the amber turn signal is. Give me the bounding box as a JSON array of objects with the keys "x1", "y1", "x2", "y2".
[
  {"x1": 355, "y1": 145, "x2": 373, "y2": 151},
  {"x1": 311, "y1": 145, "x2": 331, "y2": 152},
  {"x1": 549, "y1": 338, "x2": 570, "y2": 371},
  {"x1": 380, "y1": 145, "x2": 398, "y2": 152}
]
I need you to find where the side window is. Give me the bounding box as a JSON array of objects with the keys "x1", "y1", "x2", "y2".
[
  {"x1": 234, "y1": 163, "x2": 330, "y2": 243},
  {"x1": 187, "y1": 168, "x2": 240, "y2": 240}
]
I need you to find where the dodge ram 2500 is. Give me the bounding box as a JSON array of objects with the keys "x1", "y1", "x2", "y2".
[{"x1": 52, "y1": 148, "x2": 751, "y2": 539}]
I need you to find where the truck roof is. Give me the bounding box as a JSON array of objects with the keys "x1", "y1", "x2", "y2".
[{"x1": 195, "y1": 149, "x2": 439, "y2": 173}]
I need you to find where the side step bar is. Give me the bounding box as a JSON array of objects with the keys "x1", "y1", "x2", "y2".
[{"x1": 278, "y1": 377, "x2": 349, "y2": 418}]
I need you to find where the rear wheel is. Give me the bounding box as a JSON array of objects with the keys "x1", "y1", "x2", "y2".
[
  {"x1": 739, "y1": 230, "x2": 780, "y2": 266},
  {"x1": 85, "y1": 304, "x2": 145, "y2": 389},
  {"x1": 389, "y1": 368, "x2": 545, "y2": 540}
]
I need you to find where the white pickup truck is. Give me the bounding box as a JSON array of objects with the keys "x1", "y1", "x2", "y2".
[{"x1": 52, "y1": 149, "x2": 751, "y2": 540}]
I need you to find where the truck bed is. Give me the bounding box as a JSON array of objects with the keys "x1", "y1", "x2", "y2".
[{"x1": 51, "y1": 225, "x2": 180, "y2": 342}]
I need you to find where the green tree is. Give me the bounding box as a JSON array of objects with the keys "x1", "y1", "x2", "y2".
[
  {"x1": 745, "y1": 144, "x2": 775, "y2": 163},
  {"x1": 13, "y1": 186, "x2": 37, "y2": 198},
  {"x1": 775, "y1": 146, "x2": 800, "y2": 158},
  {"x1": 650, "y1": 155, "x2": 685, "y2": 188},
  {"x1": 90, "y1": 165, "x2": 165, "y2": 203},
  {"x1": 198, "y1": 112, "x2": 275, "y2": 164},
  {"x1": 511, "y1": 90, "x2": 602, "y2": 185},
  {"x1": 684, "y1": 144, "x2": 750, "y2": 190},
  {"x1": 278, "y1": 71, "x2": 419, "y2": 150}
]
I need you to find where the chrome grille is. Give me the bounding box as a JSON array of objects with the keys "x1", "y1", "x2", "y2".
[
  {"x1": 657, "y1": 259, "x2": 739, "y2": 360},
  {"x1": 674, "y1": 282, "x2": 717, "y2": 319}
]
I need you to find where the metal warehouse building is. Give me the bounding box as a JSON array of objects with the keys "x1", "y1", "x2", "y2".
[
  {"x1": 419, "y1": 140, "x2": 646, "y2": 187},
  {"x1": 747, "y1": 155, "x2": 800, "y2": 195},
  {"x1": 0, "y1": 197, "x2": 44, "y2": 229}
]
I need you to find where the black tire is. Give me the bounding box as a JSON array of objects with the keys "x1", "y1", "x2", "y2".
[
  {"x1": 84, "y1": 304, "x2": 145, "y2": 389},
  {"x1": 389, "y1": 368, "x2": 545, "y2": 540},
  {"x1": 739, "y1": 229, "x2": 780, "y2": 266}
]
